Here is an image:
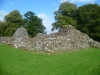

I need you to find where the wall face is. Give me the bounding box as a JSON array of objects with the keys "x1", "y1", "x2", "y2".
[
  {"x1": 30, "y1": 28, "x2": 90, "y2": 51},
  {"x1": 0, "y1": 26, "x2": 100, "y2": 52},
  {"x1": 0, "y1": 37, "x2": 10, "y2": 43}
]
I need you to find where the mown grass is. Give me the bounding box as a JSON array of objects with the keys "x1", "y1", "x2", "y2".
[{"x1": 0, "y1": 43, "x2": 100, "y2": 75}]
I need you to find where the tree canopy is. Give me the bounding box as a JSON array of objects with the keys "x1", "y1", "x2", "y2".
[
  {"x1": 52, "y1": 2, "x2": 100, "y2": 42},
  {"x1": 52, "y1": 2, "x2": 77, "y2": 31},
  {"x1": 23, "y1": 11, "x2": 46, "y2": 37},
  {"x1": 0, "y1": 10, "x2": 46, "y2": 37},
  {"x1": 76, "y1": 4, "x2": 100, "y2": 42},
  {"x1": 4, "y1": 10, "x2": 23, "y2": 25},
  {"x1": 0, "y1": 10, "x2": 23, "y2": 36}
]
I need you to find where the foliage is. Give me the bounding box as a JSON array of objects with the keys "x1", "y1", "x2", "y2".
[
  {"x1": 4, "y1": 10, "x2": 23, "y2": 25},
  {"x1": 0, "y1": 10, "x2": 23, "y2": 36},
  {"x1": 52, "y1": 2, "x2": 77, "y2": 31},
  {"x1": 0, "y1": 10, "x2": 46, "y2": 37},
  {"x1": 0, "y1": 22, "x2": 6, "y2": 36},
  {"x1": 52, "y1": 2, "x2": 100, "y2": 42},
  {"x1": 0, "y1": 43, "x2": 100, "y2": 75},
  {"x1": 23, "y1": 11, "x2": 46, "y2": 37},
  {"x1": 76, "y1": 4, "x2": 100, "y2": 42}
]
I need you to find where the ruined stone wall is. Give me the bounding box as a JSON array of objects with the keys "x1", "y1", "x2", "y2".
[
  {"x1": 0, "y1": 25, "x2": 100, "y2": 52},
  {"x1": 8, "y1": 27, "x2": 30, "y2": 49},
  {"x1": 28, "y1": 26, "x2": 90, "y2": 51},
  {"x1": 29, "y1": 25, "x2": 100, "y2": 52},
  {"x1": 0, "y1": 37, "x2": 10, "y2": 43}
]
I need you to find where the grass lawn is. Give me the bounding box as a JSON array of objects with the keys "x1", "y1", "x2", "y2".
[{"x1": 0, "y1": 43, "x2": 100, "y2": 75}]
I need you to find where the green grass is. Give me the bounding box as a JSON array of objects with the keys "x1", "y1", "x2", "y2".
[{"x1": 0, "y1": 43, "x2": 100, "y2": 75}]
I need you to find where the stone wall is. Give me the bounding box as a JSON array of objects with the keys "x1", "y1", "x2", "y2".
[
  {"x1": 0, "y1": 25, "x2": 100, "y2": 53},
  {"x1": 0, "y1": 37, "x2": 10, "y2": 43},
  {"x1": 28, "y1": 26, "x2": 94, "y2": 52},
  {"x1": 8, "y1": 27, "x2": 30, "y2": 49}
]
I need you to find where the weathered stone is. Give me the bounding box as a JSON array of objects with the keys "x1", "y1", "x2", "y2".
[
  {"x1": 8, "y1": 27, "x2": 29, "y2": 49},
  {"x1": 0, "y1": 37, "x2": 10, "y2": 43},
  {"x1": 89, "y1": 38, "x2": 100, "y2": 48},
  {"x1": 27, "y1": 25, "x2": 100, "y2": 52},
  {"x1": 0, "y1": 25, "x2": 100, "y2": 53},
  {"x1": 29, "y1": 28, "x2": 90, "y2": 51}
]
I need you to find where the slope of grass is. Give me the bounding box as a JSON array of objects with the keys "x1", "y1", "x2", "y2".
[{"x1": 0, "y1": 43, "x2": 100, "y2": 75}]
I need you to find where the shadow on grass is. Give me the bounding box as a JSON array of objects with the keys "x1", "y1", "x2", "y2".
[
  {"x1": 91, "y1": 65, "x2": 100, "y2": 75},
  {"x1": 0, "y1": 67, "x2": 9, "y2": 75}
]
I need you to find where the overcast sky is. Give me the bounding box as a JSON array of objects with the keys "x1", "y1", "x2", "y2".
[{"x1": 0, "y1": 0, "x2": 100, "y2": 34}]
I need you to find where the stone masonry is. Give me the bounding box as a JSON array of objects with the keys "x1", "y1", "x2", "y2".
[{"x1": 0, "y1": 25, "x2": 100, "y2": 53}]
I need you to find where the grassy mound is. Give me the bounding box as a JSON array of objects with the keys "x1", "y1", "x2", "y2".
[{"x1": 0, "y1": 43, "x2": 100, "y2": 75}]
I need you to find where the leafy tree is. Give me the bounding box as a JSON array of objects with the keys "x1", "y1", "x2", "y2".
[
  {"x1": 2, "y1": 10, "x2": 23, "y2": 36},
  {"x1": 0, "y1": 22, "x2": 6, "y2": 36},
  {"x1": 4, "y1": 10, "x2": 23, "y2": 25},
  {"x1": 52, "y1": 2, "x2": 77, "y2": 31},
  {"x1": 23, "y1": 11, "x2": 46, "y2": 37},
  {"x1": 76, "y1": 4, "x2": 100, "y2": 42}
]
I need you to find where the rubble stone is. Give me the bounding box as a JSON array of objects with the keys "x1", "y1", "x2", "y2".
[
  {"x1": 0, "y1": 25, "x2": 100, "y2": 53},
  {"x1": 8, "y1": 27, "x2": 29, "y2": 49},
  {"x1": 0, "y1": 37, "x2": 10, "y2": 43}
]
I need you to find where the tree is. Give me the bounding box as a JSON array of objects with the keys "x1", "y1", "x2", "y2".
[
  {"x1": 4, "y1": 10, "x2": 23, "y2": 25},
  {"x1": 3, "y1": 10, "x2": 23, "y2": 36},
  {"x1": 23, "y1": 11, "x2": 46, "y2": 37},
  {"x1": 52, "y1": 2, "x2": 77, "y2": 31},
  {"x1": 0, "y1": 22, "x2": 6, "y2": 36},
  {"x1": 76, "y1": 4, "x2": 100, "y2": 42}
]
